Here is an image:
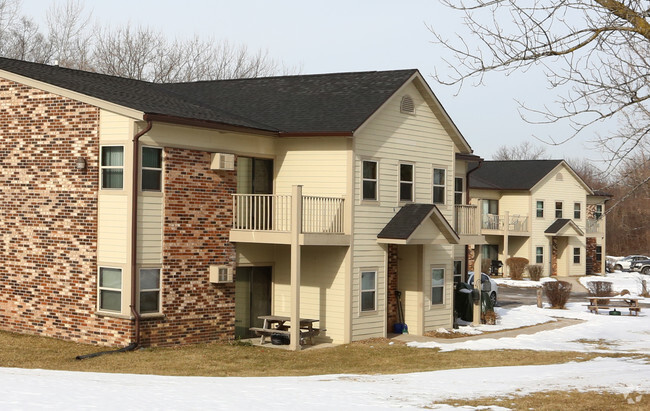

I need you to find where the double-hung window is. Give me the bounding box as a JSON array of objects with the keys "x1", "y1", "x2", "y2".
[
  {"x1": 596, "y1": 246, "x2": 602, "y2": 262},
  {"x1": 431, "y1": 267, "x2": 444, "y2": 304},
  {"x1": 536, "y1": 201, "x2": 544, "y2": 218},
  {"x1": 595, "y1": 204, "x2": 603, "y2": 219},
  {"x1": 101, "y1": 146, "x2": 124, "y2": 189},
  {"x1": 555, "y1": 202, "x2": 563, "y2": 218},
  {"x1": 362, "y1": 160, "x2": 378, "y2": 201},
  {"x1": 454, "y1": 177, "x2": 463, "y2": 205},
  {"x1": 433, "y1": 168, "x2": 446, "y2": 204},
  {"x1": 399, "y1": 163, "x2": 413, "y2": 202},
  {"x1": 142, "y1": 147, "x2": 163, "y2": 191},
  {"x1": 536, "y1": 247, "x2": 544, "y2": 264},
  {"x1": 574, "y1": 203, "x2": 581, "y2": 219},
  {"x1": 99, "y1": 267, "x2": 122, "y2": 312},
  {"x1": 453, "y1": 260, "x2": 462, "y2": 284},
  {"x1": 360, "y1": 270, "x2": 377, "y2": 312},
  {"x1": 573, "y1": 248, "x2": 581, "y2": 264},
  {"x1": 139, "y1": 268, "x2": 161, "y2": 314}
]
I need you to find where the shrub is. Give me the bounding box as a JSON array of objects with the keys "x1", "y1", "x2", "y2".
[
  {"x1": 543, "y1": 280, "x2": 572, "y2": 309},
  {"x1": 506, "y1": 257, "x2": 529, "y2": 280},
  {"x1": 586, "y1": 281, "x2": 614, "y2": 297},
  {"x1": 481, "y1": 309, "x2": 497, "y2": 325},
  {"x1": 527, "y1": 264, "x2": 543, "y2": 281}
]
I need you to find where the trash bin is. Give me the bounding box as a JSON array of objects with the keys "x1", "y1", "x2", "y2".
[{"x1": 454, "y1": 282, "x2": 474, "y2": 321}]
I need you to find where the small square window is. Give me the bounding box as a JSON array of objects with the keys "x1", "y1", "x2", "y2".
[{"x1": 362, "y1": 160, "x2": 378, "y2": 201}]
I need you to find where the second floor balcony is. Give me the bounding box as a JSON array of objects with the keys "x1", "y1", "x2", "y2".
[
  {"x1": 586, "y1": 217, "x2": 605, "y2": 234},
  {"x1": 230, "y1": 188, "x2": 350, "y2": 246},
  {"x1": 455, "y1": 205, "x2": 530, "y2": 237}
]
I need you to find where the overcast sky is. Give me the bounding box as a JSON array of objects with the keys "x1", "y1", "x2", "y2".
[{"x1": 21, "y1": 0, "x2": 607, "y2": 165}]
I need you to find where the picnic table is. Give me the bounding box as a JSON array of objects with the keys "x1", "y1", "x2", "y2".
[
  {"x1": 584, "y1": 296, "x2": 641, "y2": 316},
  {"x1": 249, "y1": 315, "x2": 323, "y2": 345}
]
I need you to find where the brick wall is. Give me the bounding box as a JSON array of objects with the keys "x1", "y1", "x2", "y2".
[
  {"x1": 139, "y1": 148, "x2": 237, "y2": 346},
  {"x1": 386, "y1": 244, "x2": 399, "y2": 331},
  {"x1": 0, "y1": 79, "x2": 132, "y2": 346}
]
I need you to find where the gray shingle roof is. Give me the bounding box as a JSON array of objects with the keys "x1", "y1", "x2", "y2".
[
  {"x1": 469, "y1": 160, "x2": 563, "y2": 190},
  {"x1": 0, "y1": 57, "x2": 417, "y2": 134},
  {"x1": 377, "y1": 204, "x2": 436, "y2": 240},
  {"x1": 544, "y1": 219, "x2": 573, "y2": 234}
]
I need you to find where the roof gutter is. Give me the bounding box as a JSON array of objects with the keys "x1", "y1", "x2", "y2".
[
  {"x1": 130, "y1": 119, "x2": 153, "y2": 347},
  {"x1": 143, "y1": 113, "x2": 277, "y2": 136}
]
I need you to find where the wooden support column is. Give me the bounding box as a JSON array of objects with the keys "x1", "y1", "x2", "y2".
[
  {"x1": 289, "y1": 185, "x2": 303, "y2": 351},
  {"x1": 503, "y1": 211, "x2": 509, "y2": 277},
  {"x1": 473, "y1": 244, "x2": 482, "y2": 326}
]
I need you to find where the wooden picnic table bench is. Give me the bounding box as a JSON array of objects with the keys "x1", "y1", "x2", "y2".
[
  {"x1": 250, "y1": 315, "x2": 324, "y2": 345},
  {"x1": 584, "y1": 296, "x2": 641, "y2": 316}
]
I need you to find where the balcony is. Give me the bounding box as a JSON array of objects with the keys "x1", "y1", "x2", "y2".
[
  {"x1": 480, "y1": 212, "x2": 530, "y2": 236},
  {"x1": 230, "y1": 190, "x2": 349, "y2": 246},
  {"x1": 586, "y1": 218, "x2": 604, "y2": 234},
  {"x1": 454, "y1": 205, "x2": 487, "y2": 244}
]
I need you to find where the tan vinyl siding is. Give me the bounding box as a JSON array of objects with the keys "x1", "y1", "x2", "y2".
[
  {"x1": 352, "y1": 82, "x2": 459, "y2": 339},
  {"x1": 98, "y1": 194, "x2": 129, "y2": 264},
  {"x1": 274, "y1": 138, "x2": 348, "y2": 197},
  {"x1": 137, "y1": 195, "x2": 163, "y2": 264},
  {"x1": 99, "y1": 110, "x2": 133, "y2": 143},
  {"x1": 423, "y1": 245, "x2": 454, "y2": 331}
]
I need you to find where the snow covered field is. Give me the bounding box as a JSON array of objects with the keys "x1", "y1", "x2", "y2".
[{"x1": 1, "y1": 273, "x2": 649, "y2": 410}]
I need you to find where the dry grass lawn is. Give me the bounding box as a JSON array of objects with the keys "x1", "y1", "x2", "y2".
[
  {"x1": 0, "y1": 331, "x2": 641, "y2": 378},
  {"x1": 439, "y1": 390, "x2": 649, "y2": 410}
]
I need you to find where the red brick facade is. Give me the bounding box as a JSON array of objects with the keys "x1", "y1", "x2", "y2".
[
  {"x1": 0, "y1": 79, "x2": 132, "y2": 346},
  {"x1": 386, "y1": 244, "x2": 399, "y2": 331},
  {"x1": 139, "y1": 148, "x2": 237, "y2": 346}
]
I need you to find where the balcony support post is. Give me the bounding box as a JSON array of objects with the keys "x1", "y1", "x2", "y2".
[
  {"x1": 503, "y1": 211, "x2": 510, "y2": 276},
  {"x1": 473, "y1": 244, "x2": 482, "y2": 326},
  {"x1": 289, "y1": 185, "x2": 303, "y2": 351}
]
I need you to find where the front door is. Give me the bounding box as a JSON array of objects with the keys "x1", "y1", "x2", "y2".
[{"x1": 234, "y1": 266, "x2": 272, "y2": 339}]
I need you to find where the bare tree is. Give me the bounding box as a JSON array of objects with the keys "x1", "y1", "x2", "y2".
[
  {"x1": 492, "y1": 141, "x2": 549, "y2": 160},
  {"x1": 431, "y1": 1, "x2": 650, "y2": 171},
  {"x1": 565, "y1": 157, "x2": 608, "y2": 190},
  {"x1": 0, "y1": 0, "x2": 20, "y2": 55},
  {"x1": 45, "y1": 0, "x2": 92, "y2": 69}
]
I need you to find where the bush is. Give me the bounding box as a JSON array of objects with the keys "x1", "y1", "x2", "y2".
[
  {"x1": 543, "y1": 280, "x2": 572, "y2": 309},
  {"x1": 506, "y1": 257, "x2": 529, "y2": 280},
  {"x1": 527, "y1": 264, "x2": 543, "y2": 281},
  {"x1": 586, "y1": 281, "x2": 614, "y2": 297}
]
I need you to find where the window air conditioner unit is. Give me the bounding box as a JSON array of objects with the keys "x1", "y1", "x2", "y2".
[
  {"x1": 209, "y1": 265, "x2": 233, "y2": 283},
  {"x1": 210, "y1": 153, "x2": 235, "y2": 170}
]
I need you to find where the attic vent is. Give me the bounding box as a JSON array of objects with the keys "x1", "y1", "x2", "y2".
[
  {"x1": 400, "y1": 95, "x2": 415, "y2": 114},
  {"x1": 556, "y1": 173, "x2": 564, "y2": 181}
]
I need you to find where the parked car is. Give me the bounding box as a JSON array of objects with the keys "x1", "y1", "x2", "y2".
[
  {"x1": 467, "y1": 272, "x2": 498, "y2": 306},
  {"x1": 612, "y1": 255, "x2": 650, "y2": 271},
  {"x1": 630, "y1": 259, "x2": 650, "y2": 275}
]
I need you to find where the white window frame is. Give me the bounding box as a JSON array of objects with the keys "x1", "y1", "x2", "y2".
[
  {"x1": 430, "y1": 266, "x2": 445, "y2": 306},
  {"x1": 573, "y1": 247, "x2": 581, "y2": 264},
  {"x1": 432, "y1": 167, "x2": 446, "y2": 205},
  {"x1": 453, "y1": 260, "x2": 463, "y2": 284},
  {"x1": 536, "y1": 246, "x2": 544, "y2": 264},
  {"x1": 361, "y1": 159, "x2": 378, "y2": 201},
  {"x1": 555, "y1": 201, "x2": 563, "y2": 218},
  {"x1": 454, "y1": 177, "x2": 464, "y2": 205},
  {"x1": 573, "y1": 202, "x2": 581, "y2": 219},
  {"x1": 98, "y1": 266, "x2": 122, "y2": 313},
  {"x1": 360, "y1": 270, "x2": 377, "y2": 312},
  {"x1": 399, "y1": 162, "x2": 414, "y2": 202},
  {"x1": 536, "y1": 200, "x2": 544, "y2": 218},
  {"x1": 595, "y1": 204, "x2": 603, "y2": 219},
  {"x1": 141, "y1": 146, "x2": 163, "y2": 192},
  {"x1": 139, "y1": 268, "x2": 162, "y2": 314},
  {"x1": 100, "y1": 145, "x2": 125, "y2": 190}
]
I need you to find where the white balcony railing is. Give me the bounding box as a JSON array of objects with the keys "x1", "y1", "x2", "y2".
[
  {"x1": 232, "y1": 193, "x2": 345, "y2": 234},
  {"x1": 481, "y1": 213, "x2": 529, "y2": 233},
  {"x1": 586, "y1": 218, "x2": 604, "y2": 234}
]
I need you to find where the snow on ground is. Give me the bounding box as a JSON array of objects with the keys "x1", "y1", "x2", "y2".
[
  {"x1": 2, "y1": 273, "x2": 649, "y2": 410},
  {"x1": 1, "y1": 357, "x2": 649, "y2": 410},
  {"x1": 494, "y1": 277, "x2": 556, "y2": 288}
]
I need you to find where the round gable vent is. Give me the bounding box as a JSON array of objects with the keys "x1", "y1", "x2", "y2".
[
  {"x1": 556, "y1": 173, "x2": 564, "y2": 181},
  {"x1": 400, "y1": 95, "x2": 415, "y2": 114}
]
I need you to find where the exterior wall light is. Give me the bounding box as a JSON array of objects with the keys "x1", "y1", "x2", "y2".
[{"x1": 75, "y1": 157, "x2": 87, "y2": 170}]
